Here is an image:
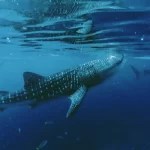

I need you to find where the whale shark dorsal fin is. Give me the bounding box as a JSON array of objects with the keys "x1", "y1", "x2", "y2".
[
  {"x1": 23, "y1": 72, "x2": 45, "y2": 90},
  {"x1": 66, "y1": 85, "x2": 88, "y2": 118}
]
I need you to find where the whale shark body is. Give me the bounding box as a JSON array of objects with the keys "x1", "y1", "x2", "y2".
[{"x1": 0, "y1": 53, "x2": 124, "y2": 118}]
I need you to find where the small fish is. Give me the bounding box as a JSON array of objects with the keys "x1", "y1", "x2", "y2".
[
  {"x1": 36, "y1": 140, "x2": 48, "y2": 150},
  {"x1": 18, "y1": 128, "x2": 21, "y2": 134},
  {"x1": 44, "y1": 121, "x2": 54, "y2": 126},
  {"x1": 76, "y1": 137, "x2": 80, "y2": 141},
  {"x1": 57, "y1": 136, "x2": 64, "y2": 140}
]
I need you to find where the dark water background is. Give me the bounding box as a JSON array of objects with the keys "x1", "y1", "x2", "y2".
[{"x1": 0, "y1": 0, "x2": 150, "y2": 150}]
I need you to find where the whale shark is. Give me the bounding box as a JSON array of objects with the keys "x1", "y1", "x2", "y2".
[
  {"x1": 130, "y1": 65, "x2": 150, "y2": 80},
  {"x1": 0, "y1": 0, "x2": 125, "y2": 38},
  {"x1": 25, "y1": 0, "x2": 124, "y2": 20},
  {"x1": 0, "y1": 53, "x2": 124, "y2": 118},
  {"x1": 13, "y1": 0, "x2": 124, "y2": 34}
]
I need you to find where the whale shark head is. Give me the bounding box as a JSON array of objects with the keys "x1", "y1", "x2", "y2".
[
  {"x1": 97, "y1": 53, "x2": 124, "y2": 78},
  {"x1": 93, "y1": 52, "x2": 124, "y2": 72},
  {"x1": 79, "y1": 52, "x2": 124, "y2": 86},
  {"x1": 106, "y1": 53, "x2": 124, "y2": 67},
  {"x1": 89, "y1": 52, "x2": 124, "y2": 84}
]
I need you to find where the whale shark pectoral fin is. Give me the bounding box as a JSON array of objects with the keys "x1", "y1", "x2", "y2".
[
  {"x1": 66, "y1": 85, "x2": 88, "y2": 118},
  {"x1": 23, "y1": 72, "x2": 45, "y2": 90}
]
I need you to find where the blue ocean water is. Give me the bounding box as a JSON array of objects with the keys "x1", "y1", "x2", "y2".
[{"x1": 0, "y1": 0, "x2": 150, "y2": 150}]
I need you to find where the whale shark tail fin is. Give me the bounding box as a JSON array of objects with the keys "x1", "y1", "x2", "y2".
[{"x1": 129, "y1": 65, "x2": 141, "y2": 80}]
